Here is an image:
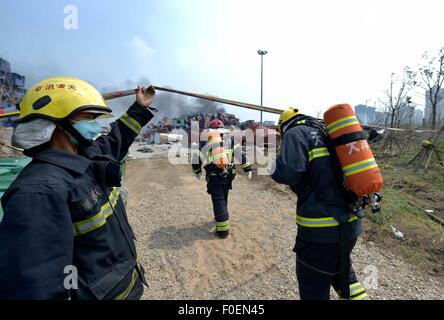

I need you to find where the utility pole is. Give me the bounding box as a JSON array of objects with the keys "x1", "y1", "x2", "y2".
[{"x1": 257, "y1": 50, "x2": 267, "y2": 124}]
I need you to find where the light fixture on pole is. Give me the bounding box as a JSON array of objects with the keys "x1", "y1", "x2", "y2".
[{"x1": 257, "y1": 50, "x2": 268, "y2": 124}]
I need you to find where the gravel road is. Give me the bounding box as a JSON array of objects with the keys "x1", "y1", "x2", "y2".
[{"x1": 125, "y1": 155, "x2": 444, "y2": 300}]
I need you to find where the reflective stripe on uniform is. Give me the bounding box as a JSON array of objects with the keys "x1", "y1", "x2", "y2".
[
  {"x1": 216, "y1": 219, "x2": 230, "y2": 231},
  {"x1": 349, "y1": 282, "x2": 368, "y2": 300},
  {"x1": 73, "y1": 188, "x2": 121, "y2": 237},
  {"x1": 206, "y1": 149, "x2": 233, "y2": 162},
  {"x1": 295, "y1": 214, "x2": 359, "y2": 228},
  {"x1": 308, "y1": 147, "x2": 330, "y2": 161},
  {"x1": 326, "y1": 115, "x2": 360, "y2": 134},
  {"x1": 342, "y1": 158, "x2": 378, "y2": 177},
  {"x1": 212, "y1": 153, "x2": 226, "y2": 160},
  {"x1": 226, "y1": 148, "x2": 234, "y2": 161},
  {"x1": 193, "y1": 149, "x2": 205, "y2": 158},
  {"x1": 241, "y1": 162, "x2": 251, "y2": 168},
  {"x1": 233, "y1": 143, "x2": 241, "y2": 150},
  {"x1": 208, "y1": 136, "x2": 222, "y2": 147},
  {"x1": 119, "y1": 113, "x2": 142, "y2": 134},
  {"x1": 114, "y1": 269, "x2": 139, "y2": 300}
]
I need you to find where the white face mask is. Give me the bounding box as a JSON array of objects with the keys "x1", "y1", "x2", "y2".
[{"x1": 12, "y1": 118, "x2": 56, "y2": 150}]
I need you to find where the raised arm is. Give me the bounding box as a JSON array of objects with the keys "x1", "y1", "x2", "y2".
[{"x1": 90, "y1": 86, "x2": 156, "y2": 162}]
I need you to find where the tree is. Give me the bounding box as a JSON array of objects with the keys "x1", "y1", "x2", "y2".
[
  {"x1": 380, "y1": 67, "x2": 416, "y2": 128},
  {"x1": 416, "y1": 47, "x2": 444, "y2": 129}
]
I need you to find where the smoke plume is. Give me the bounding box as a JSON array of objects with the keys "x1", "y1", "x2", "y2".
[{"x1": 101, "y1": 78, "x2": 226, "y2": 125}]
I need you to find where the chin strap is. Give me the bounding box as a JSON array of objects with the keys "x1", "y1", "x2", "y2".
[{"x1": 59, "y1": 120, "x2": 93, "y2": 148}]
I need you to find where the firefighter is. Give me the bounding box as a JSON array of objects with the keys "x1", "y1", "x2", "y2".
[
  {"x1": 271, "y1": 107, "x2": 368, "y2": 300},
  {"x1": 192, "y1": 119, "x2": 252, "y2": 239},
  {"x1": 0, "y1": 77, "x2": 156, "y2": 300}
]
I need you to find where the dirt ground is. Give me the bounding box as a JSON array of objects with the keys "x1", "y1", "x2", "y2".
[{"x1": 125, "y1": 155, "x2": 444, "y2": 300}]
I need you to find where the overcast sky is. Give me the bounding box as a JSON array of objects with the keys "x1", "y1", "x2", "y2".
[{"x1": 1, "y1": 0, "x2": 443, "y2": 123}]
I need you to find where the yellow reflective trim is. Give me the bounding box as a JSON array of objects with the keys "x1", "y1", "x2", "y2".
[
  {"x1": 241, "y1": 162, "x2": 251, "y2": 168},
  {"x1": 198, "y1": 151, "x2": 205, "y2": 158},
  {"x1": 309, "y1": 147, "x2": 329, "y2": 154},
  {"x1": 120, "y1": 113, "x2": 142, "y2": 134},
  {"x1": 226, "y1": 149, "x2": 234, "y2": 161},
  {"x1": 212, "y1": 153, "x2": 226, "y2": 160},
  {"x1": 120, "y1": 117, "x2": 138, "y2": 134},
  {"x1": 296, "y1": 215, "x2": 358, "y2": 222},
  {"x1": 351, "y1": 287, "x2": 366, "y2": 296},
  {"x1": 216, "y1": 220, "x2": 230, "y2": 231},
  {"x1": 349, "y1": 215, "x2": 359, "y2": 222},
  {"x1": 233, "y1": 143, "x2": 241, "y2": 150},
  {"x1": 308, "y1": 147, "x2": 330, "y2": 161},
  {"x1": 326, "y1": 115, "x2": 356, "y2": 128},
  {"x1": 74, "y1": 193, "x2": 119, "y2": 236},
  {"x1": 345, "y1": 164, "x2": 378, "y2": 177},
  {"x1": 216, "y1": 223, "x2": 229, "y2": 227},
  {"x1": 73, "y1": 189, "x2": 119, "y2": 228},
  {"x1": 208, "y1": 142, "x2": 221, "y2": 148},
  {"x1": 124, "y1": 113, "x2": 142, "y2": 130},
  {"x1": 342, "y1": 158, "x2": 375, "y2": 171},
  {"x1": 297, "y1": 221, "x2": 339, "y2": 228},
  {"x1": 295, "y1": 214, "x2": 359, "y2": 228},
  {"x1": 309, "y1": 152, "x2": 330, "y2": 161},
  {"x1": 328, "y1": 121, "x2": 360, "y2": 134},
  {"x1": 208, "y1": 137, "x2": 222, "y2": 144},
  {"x1": 350, "y1": 282, "x2": 363, "y2": 289},
  {"x1": 297, "y1": 216, "x2": 337, "y2": 222},
  {"x1": 76, "y1": 217, "x2": 107, "y2": 236},
  {"x1": 192, "y1": 149, "x2": 202, "y2": 155},
  {"x1": 73, "y1": 188, "x2": 121, "y2": 237},
  {"x1": 326, "y1": 115, "x2": 360, "y2": 134},
  {"x1": 74, "y1": 208, "x2": 103, "y2": 229},
  {"x1": 351, "y1": 292, "x2": 368, "y2": 300},
  {"x1": 114, "y1": 269, "x2": 139, "y2": 300},
  {"x1": 102, "y1": 192, "x2": 120, "y2": 219}
]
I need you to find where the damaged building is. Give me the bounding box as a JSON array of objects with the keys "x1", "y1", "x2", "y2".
[{"x1": 0, "y1": 58, "x2": 25, "y2": 127}]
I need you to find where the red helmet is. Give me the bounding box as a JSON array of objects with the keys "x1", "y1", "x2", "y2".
[{"x1": 209, "y1": 119, "x2": 224, "y2": 129}]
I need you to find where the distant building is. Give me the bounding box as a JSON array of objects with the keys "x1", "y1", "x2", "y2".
[
  {"x1": 0, "y1": 57, "x2": 26, "y2": 127},
  {"x1": 414, "y1": 109, "x2": 424, "y2": 126},
  {"x1": 354, "y1": 104, "x2": 376, "y2": 124},
  {"x1": 374, "y1": 111, "x2": 386, "y2": 125}
]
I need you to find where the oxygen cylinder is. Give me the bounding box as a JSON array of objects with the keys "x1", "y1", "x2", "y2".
[
  {"x1": 323, "y1": 104, "x2": 383, "y2": 196},
  {"x1": 207, "y1": 130, "x2": 229, "y2": 169}
]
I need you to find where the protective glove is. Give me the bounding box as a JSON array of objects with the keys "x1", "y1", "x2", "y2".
[{"x1": 247, "y1": 171, "x2": 253, "y2": 181}]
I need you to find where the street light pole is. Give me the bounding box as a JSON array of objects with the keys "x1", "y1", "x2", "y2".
[{"x1": 257, "y1": 50, "x2": 267, "y2": 124}]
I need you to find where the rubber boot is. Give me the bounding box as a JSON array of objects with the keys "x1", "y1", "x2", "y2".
[{"x1": 216, "y1": 230, "x2": 229, "y2": 239}]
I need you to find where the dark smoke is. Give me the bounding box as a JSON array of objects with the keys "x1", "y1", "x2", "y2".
[{"x1": 101, "y1": 78, "x2": 226, "y2": 125}]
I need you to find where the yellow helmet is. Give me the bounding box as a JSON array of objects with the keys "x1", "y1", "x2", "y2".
[
  {"x1": 278, "y1": 107, "x2": 299, "y2": 134},
  {"x1": 18, "y1": 76, "x2": 112, "y2": 122}
]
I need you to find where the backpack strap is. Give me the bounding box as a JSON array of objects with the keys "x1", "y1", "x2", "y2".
[{"x1": 330, "y1": 131, "x2": 367, "y2": 147}]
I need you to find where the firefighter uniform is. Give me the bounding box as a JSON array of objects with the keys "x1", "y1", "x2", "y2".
[
  {"x1": 192, "y1": 135, "x2": 251, "y2": 238},
  {"x1": 272, "y1": 112, "x2": 368, "y2": 300},
  {"x1": 0, "y1": 102, "x2": 152, "y2": 299}
]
